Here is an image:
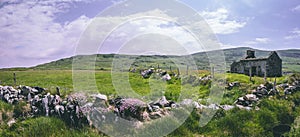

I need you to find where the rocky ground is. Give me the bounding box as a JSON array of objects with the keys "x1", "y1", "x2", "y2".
[{"x1": 1, "y1": 72, "x2": 300, "y2": 132}]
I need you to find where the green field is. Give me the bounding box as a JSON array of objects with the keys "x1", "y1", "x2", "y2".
[
  {"x1": 9, "y1": 47, "x2": 297, "y2": 74},
  {"x1": 0, "y1": 47, "x2": 300, "y2": 136},
  {"x1": 0, "y1": 70, "x2": 207, "y2": 101},
  {"x1": 0, "y1": 70, "x2": 286, "y2": 101},
  {"x1": 1, "y1": 69, "x2": 300, "y2": 136}
]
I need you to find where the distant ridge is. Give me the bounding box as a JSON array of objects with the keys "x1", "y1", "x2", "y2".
[{"x1": 1, "y1": 47, "x2": 300, "y2": 73}]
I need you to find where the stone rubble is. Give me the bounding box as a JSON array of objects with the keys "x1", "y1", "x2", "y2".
[
  {"x1": 234, "y1": 77, "x2": 300, "y2": 110},
  {"x1": 0, "y1": 74, "x2": 299, "y2": 127},
  {"x1": 0, "y1": 85, "x2": 229, "y2": 127},
  {"x1": 141, "y1": 68, "x2": 173, "y2": 81},
  {"x1": 0, "y1": 85, "x2": 88, "y2": 127}
]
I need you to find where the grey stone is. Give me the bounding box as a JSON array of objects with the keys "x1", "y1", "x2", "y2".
[
  {"x1": 154, "y1": 96, "x2": 169, "y2": 107},
  {"x1": 92, "y1": 94, "x2": 108, "y2": 108},
  {"x1": 231, "y1": 50, "x2": 282, "y2": 77},
  {"x1": 161, "y1": 74, "x2": 171, "y2": 81},
  {"x1": 20, "y1": 86, "x2": 31, "y2": 96}
]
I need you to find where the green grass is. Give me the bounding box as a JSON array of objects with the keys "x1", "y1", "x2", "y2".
[
  {"x1": 12, "y1": 47, "x2": 299, "y2": 73},
  {"x1": 0, "y1": 70, "x2": 299, "y2": 136},
  {"x1": 0, "y1": 70, "x2": 210, "y2": 100},
  {"x1": 0, "y1": 117, "x2": 103, "y2": 137},
  {"x1": 0, "y1": 101, "x2": 13, "y2": 111},
  {"x1": 0, "y1": 70, "x2": 73, "y2": 97},
  {"x1": 0, "y1": 70, "x2": 288, "y2": 100}
]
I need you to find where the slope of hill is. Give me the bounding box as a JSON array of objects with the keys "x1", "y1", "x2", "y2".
[{"x1": 10, "y1": 47, "x2": 300, "y2": 73}]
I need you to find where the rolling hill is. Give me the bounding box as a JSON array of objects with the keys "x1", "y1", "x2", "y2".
[{"x1": 4, "y1": 47, "x2": 300, "y2": 73}]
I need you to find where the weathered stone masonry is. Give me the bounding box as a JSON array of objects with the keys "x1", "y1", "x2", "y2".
[{"x1": 230, "y1": 50, "x2": 282, "y2": 77}]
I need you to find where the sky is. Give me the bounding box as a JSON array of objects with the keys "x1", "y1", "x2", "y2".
[{"x1": 0, "y1": 0, "x2": 300, "y2": 68}]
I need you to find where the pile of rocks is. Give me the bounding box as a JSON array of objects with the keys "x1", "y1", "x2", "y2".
[
  {"x1": 1, "y1": 85, "x2": 188, "y2": 127},
  {"x1": 0, "y1": 85, "x2": 44, "y2": 104},
  {"x1": 141, "y1": 68, "x2": 172, "y2": 81},
  {"x1": 141, "y1": 68, "x2": 154, "y2": 78},
  {"x1": 0, "y1": 84, "x2": 243, "y2": 129},
  {"x1": 279, "y1": 80, "x2": 300, "y2": 98},
  {"x1": 226, "y1": 81, "x2": 240, "y2": 90},
  {"x1": 87, "y1": 96, "x2": 177, "y2": 123},
  {"x1": 234, "y1": 78, "x2": 300, "y2": 110},
  {"x1": 234, "y1": 82, "x2": 277, "y2": 110},
  {"x1": 83, "y1": 95, "x2": 234, "y2": 126},
  {"x1": 0, "y1": 85, "x2": 87, "y2": 127},
  {"x1": 30, "y1": 93, "x2": 87, "y2": 127},
  {"x1": 234, "y1": 94, "x2": 259, "y2": 110},
  {"x1": 182, "y1": 75, "x2": 212, "y2": 86},
  {"x1": 252, "y1": 83, "x2": 278, "y2": 98},
  {"x1": 3, "y1": 77, "x2": 299, "y2": 127}
]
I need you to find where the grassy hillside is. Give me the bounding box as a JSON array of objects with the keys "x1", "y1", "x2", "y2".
[
  {"x1": 0, "y1": 47, "x2": 300, "y2": 136},
  {"x1": 0, "y1": 70, "x2": 299, "y2": 136},
  {"x1": 10, "y1": 47, "x2": 299, "y2": 73},
  {"x1": 1, "y1": 117, "x2": 103, "y2": 137}
]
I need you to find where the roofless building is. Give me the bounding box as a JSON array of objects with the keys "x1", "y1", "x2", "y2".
[{"x1": 230, "y1": 50, "x2": 282, "y2": 77}]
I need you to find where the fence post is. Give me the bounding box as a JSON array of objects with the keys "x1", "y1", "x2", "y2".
[
  {"x1": 249, "y1": 67, "x2": 252, "y2": 82},
  {"x1": 186, "y1": 65, "x2": 189, "y2": 75},
  {"x1": 264, "y1": 71, "x2": 267, "y2": 82},
  {"x1": 211, "y1": 66, "x2": 215, "y2": 78},
  {"x1": 13, "y1": 73, "x2": 16, "y2": 86},
  {"x1": 273, "y1": 77, "x2": 277, "y2": 89},
  {"x1": 56, "y1": 86, "x2": 60, "y2": 96}
]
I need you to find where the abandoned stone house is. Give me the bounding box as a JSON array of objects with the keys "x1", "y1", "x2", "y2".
[{"x1": 230, "y1": 50, "x2": 282, "y2": 77}]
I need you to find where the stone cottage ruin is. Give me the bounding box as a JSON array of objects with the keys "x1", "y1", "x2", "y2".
[{"x1": 230, "y1": 50, "x2": 282, "y2": 77}]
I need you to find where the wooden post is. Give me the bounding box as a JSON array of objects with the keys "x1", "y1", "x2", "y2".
[
  {"x1": 177, "y1": 68, "x2": 180, "y2": 76},
  {"x1": 13, "y1": 73, "x2": 16, "y2": 86},
  {"x1": 169, "y1": 66, "x2": 172, "y2": 72},
  {"x1": 56, "y1": 86, "x2": 60, "y2": 96},
  {"x1": 249, "y1": 67, "x2": 252, "y2": 81},
  {"x1": 158, "y1": 64, "x2": 160, "y2": 69},
  {"x1": 211, "y1": 66, "x2": 215, "y2": 78},
  {"x1": 273, "y1": 77, "x2": 277, "y2": 89},
  {"x1": 186, "y1": 65, "x2": 189, "y2": 75},
  {"x1": 264, "y1": 70, "x2": 267, "y2": 82}
]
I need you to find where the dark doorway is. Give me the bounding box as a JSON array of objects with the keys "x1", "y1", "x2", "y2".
[
  {"x1": 251, "y1": 66, "x2": 257, "y2": 76},
  {"x1": 257, "y1": 66, "x2": 262, "y2": 76},
  {"x1": 244, "y1": 67, "x2": 249, "y2": 76}
]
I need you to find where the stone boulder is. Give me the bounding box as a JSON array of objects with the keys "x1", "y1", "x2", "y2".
[
  {"x1": 92, "y1": 94, "x2": 108, "y2": 108},
  {"x1": 115, "y1": 98, "x2": 147, "y2": 121},
  {"x1": 161, "y1": 74, "x2": 171, "y2": 81},
  {"x1": 152, "y1": 96, "x2": 170, "y2": 108}
]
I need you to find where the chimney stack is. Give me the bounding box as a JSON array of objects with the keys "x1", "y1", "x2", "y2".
[{"x1": 246, "y1": 50, "x2": 256, "y2": 59}]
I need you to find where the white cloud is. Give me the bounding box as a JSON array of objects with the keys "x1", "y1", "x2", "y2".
[
  {"x1": 75, "y1": 8, "x2": 223, "y2": 55},
  {"x1": 200, "y1": 8, "x2": 247, "y2": 34},
  {"x1": 254, "y1": 38, "x2": 270, "y2": 43},
  {"x1": 244, "y1": 37, "x2": 270, "y2": 45},
  {"x1": 0, "y1": 1, "x2": 225, "y2": 67},
  {"x1": 219, "y1": 42, "x2": 238, "y2": 49},
  {"x1": 285, "y1": 28, "x2": 300, "y2": 40},
  {"x1": 219, "y1": 37, "x2": 271, "y2": 50},
  {"x1": 0, "y1": 0, "x2": 93, "y2": 67},
  {"x1": 291, "y1": 5, "x2": 300, "y2": 12},
  {"x1": 78, "y1": 9, "x2": 207, "y2": 55}
]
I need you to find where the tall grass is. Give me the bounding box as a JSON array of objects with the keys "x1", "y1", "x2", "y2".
[{"x1": 0, "y1": 70, "x2": 298, "y2": 136}]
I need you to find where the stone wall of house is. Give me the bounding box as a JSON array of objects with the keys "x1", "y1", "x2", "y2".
[
  {"x1": 231, "y1": 60, "x2": 267, "y2": 77},
  {"x1": 230, "y1": 51, "x2": 282, "y2": 77},
  {"x1": 266, "y1": 53, "x2": 282, "y2": 77},
  {"x1": 243, "y1": 60, "x2": 267, "y2": 77}
]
